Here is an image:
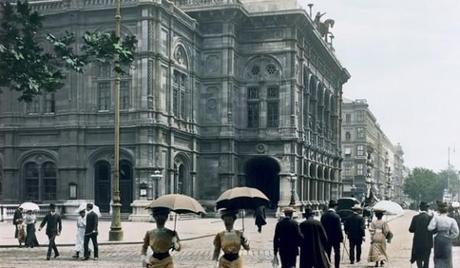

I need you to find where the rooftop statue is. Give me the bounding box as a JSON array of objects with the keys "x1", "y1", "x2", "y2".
[{"x1": 314, "y1": 11, "x2": 335, "y2": 40}]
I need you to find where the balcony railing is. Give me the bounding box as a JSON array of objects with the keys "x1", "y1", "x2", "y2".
[{"x1": 173, "y1": 0, "x2": 241, "y2": 8}]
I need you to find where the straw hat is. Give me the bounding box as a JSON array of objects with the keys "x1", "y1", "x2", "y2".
[
  {"x1": 283, "y1": 207, "x2": 296, "y2": 213},
  {"x1": 351, "y1": 204, "x2": 363, "y2": 211}
]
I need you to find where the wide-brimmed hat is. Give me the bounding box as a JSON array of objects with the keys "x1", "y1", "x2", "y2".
[
  {"x1": 303, "y1": 207, "x2": 315, "y2": 217},
  {"x1": 351, "y1": 204, "x2": 363, "y2": 211},
  {"x1": 373, "y1": 208, "x2": 386, "y2": 213},
  {"x1": 220, "y1": 209, "x2": 238, "y2": 218},
  {"x1": 283, "y1": 207, "x2": 296, "y2": 213},
  {"x1": 151, "y1": 207, "x2": 171, "y2": 216}
]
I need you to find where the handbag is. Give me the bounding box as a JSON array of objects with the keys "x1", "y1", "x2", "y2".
[{"x1": 385, "y1": 230, "x2": 393, "y2": 243}]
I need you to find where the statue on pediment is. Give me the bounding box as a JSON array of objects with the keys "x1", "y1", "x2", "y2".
[{"x1": 314, "y1": 12, "x2": 335, "y2": 39}]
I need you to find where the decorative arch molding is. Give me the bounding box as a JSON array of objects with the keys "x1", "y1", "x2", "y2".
[
  {"x1": 87, "y1": 147, "x2": 135, "y2": 166},
  {"x1": 172, "y1": 44, "x2": 189, "y2": 69},
  {"x1": 244, "y1": 55, "x2": 284, "y2": 82},
  {"x1": 17, "y1": 149, "x2": 58, "y2": 168}
]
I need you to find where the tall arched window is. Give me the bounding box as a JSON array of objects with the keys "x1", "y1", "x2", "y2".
[
  {"x1": 25, "y1": 163, "x2": 39, "y2": 200},
  {"x1": 172, "y1": 71, "x2": 187, "y2": 118},
  {"x1": 42, "y1": 162, "x2": 57, "y2": 200}
]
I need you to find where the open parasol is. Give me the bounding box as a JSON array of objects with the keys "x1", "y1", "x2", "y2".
[
  {"x1": 20, "y1": 202, "x2": 40, "y2": 212},
  {"x1": 373, "y1": 200, "x2": 404, "y2": 215},
  {"x1": 146, "y1": 194, "x2": 206, "y2": 230},
  {"x1": 216, "y1": 187, "x2": 270, "y2": 231},
  {"x1": 75, "y1": 203, "x2": 102, "y2": 217}
]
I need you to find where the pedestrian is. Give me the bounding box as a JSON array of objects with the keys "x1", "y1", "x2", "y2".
[
  {"x1": 427, "y1": 202, "x2": 459, "y2": 268},
  {"x1": 254, "y1": 205, "x2": 266, "y2": 233},
  {"x1": 212, "y1": 209, "x2": 250, "y2": 268},
  {"x1": 409, "y1": 201, "x2": 434, "y2": 268},
  {"x1": 83, "y1": 203, "x2": 99, "y2": 260},
  {"x1": 38, "y1": 203, "x2": 62, "y2": 260},
  {"x1": 448, "y1": 202, "x2": 460, "y2": 246},
  {"x1": 344, "y1": 204, "x2": 366, "y2": 264},
  {"x1": 273, "y1": 207, "x2": 301, "y2": 268},
  {"x1": 299, "y1": 207, "x2": 331, "y2": 268},
  {"x1": 73, "y1": 208, "x2": 93, "y2": 259},
  {"x1": 141, "y1": 207, "x2": 180, "y2": 268},
  {"x1": 13, "y1": 206, "x2": 24, "y2": 247},
  {"x1": 368, "y1": 208, "x2": 392, "y2": 267},
  {"x1": 24, "y1": 210, "x2": 39, "y2": 248},
  {"x1": 321, "y1": 200, "x2": 343, "y2": 268}
]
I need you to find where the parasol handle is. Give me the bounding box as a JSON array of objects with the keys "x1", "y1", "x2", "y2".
[
  {"x1": 241, "y1": 210, "x2": 245, "y2": 232},
  {"x1": 174, "y1": 213, "x2": 177, "y2": 231}
]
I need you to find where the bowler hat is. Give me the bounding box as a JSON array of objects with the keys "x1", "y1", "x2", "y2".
[
  {"x1": 328, "y1": 200, "x2": 338, "y2": 208},
  {"x1": 419, "y1": 201, "x2": 429, "y2": 210},
  {"x1": 303, "y1": 207, "x2": 315, "y2": 217}
]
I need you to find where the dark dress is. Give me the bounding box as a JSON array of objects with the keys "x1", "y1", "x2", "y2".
[
  {"x1": 299, "y1": 218, "x2": 330, "y2": 268},
  {"x1": 321, "y1": 209, "x2": 343, "y2": 268},
  {"x1": 13, "y1": 209, "x2": 23, "y2": 239},
  {"x1": 344, "y1": 212, "x2": 365, "y2": 263},
  {"x1": 409, "y1": 212, "x2": 433, "y2": 268},
  {"x1": 25, "y1": 215, "x2": 39, "y2": 248},
  {"x1": 273, "y1": 217, "x2": 301, "y2": 268}
]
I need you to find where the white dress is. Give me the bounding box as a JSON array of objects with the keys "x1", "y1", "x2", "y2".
[{"x1": 74, "y1": 216, "x2": 93, "y2": 253}]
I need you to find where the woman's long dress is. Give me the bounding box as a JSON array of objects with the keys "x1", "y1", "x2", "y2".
[
  {"x1": 141, "y1": 228, "x2": 180, "y2": 268},
  {"x1": 213, "y1": 230, "x2": 250, "y2": 268},
  {"x1": 368, "y1": 220, "x2": 390, "y2": 263},
  {"x1": 74, "y1": 216, "x2": 93, "y2": 253},
  {"x1": 24, "y1": 214, "x2": 39, "y2": 247},
  {"x1": 428, "y1": 214, "x2": 459, "y2": 268}
]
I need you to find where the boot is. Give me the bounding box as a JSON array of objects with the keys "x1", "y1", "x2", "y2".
[{"x1": 72, "y1": 252, "x2": 79, "y2": 259}]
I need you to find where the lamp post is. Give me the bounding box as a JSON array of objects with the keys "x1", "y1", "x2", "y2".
[
  {"x1": 365, "y1": 151, "x2": 373, "y2": 199},
  {"x1": 307, "y1": 3, "x2": 314, "y2": 17},
  {"x1": 150, "y1": 170, "x2": 162, "y2": 200},
  {"x1": 109, "y1": 0, "x2": 123, "y2": 241},
  {"x1": 289, "y1": 173, "x2": 297, "y2": 206}
]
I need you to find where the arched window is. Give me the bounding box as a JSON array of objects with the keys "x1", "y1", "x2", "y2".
[
  {"x1": 24, "y1": 162, "x2": 40, "y2": 200},
  {"x1": 42, "y1": 162, "x2": 57, "y2": 200},
  {"x1": 172, "y1": 71, "x2": 187, "y2": 119}
]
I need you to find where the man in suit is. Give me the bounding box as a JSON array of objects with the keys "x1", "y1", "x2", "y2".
[
  {"x1": 38, "y1": 203, "x2": 62, "y2": 260},
  {"x1": 344, "y1": 204, "x2": 365, "y2": 264},
  {"x1": 321, "y1": 200, "x2": 343, "y2": 268},
  {"x1": 409, "y1": 201, "x2": 433, "y2": 268},
  {"x1": 273, "y1": 207, "x2": 301, "y2": 268},
  {"x1": 83, "y1": 203, "x2": 99, "y2": 260}
]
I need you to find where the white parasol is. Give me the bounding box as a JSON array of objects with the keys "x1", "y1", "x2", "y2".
[
  {"x1": 75, "y1": 203, "x2": 102, "y2": 217},
  {"x1": 19, "y1": 202, "x2": 40, "y2": 212}
]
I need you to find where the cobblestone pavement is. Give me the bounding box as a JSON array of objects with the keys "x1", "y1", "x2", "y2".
[{"x1": 1, "y1": 211, "x2": 458, "y2": 268}]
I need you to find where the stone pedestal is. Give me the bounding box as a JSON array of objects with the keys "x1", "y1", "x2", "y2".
[{"x1": 129, "y1": 200, "x2": 153, "y2": 222}]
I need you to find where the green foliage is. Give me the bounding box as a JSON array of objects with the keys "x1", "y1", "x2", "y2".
[
  {"x1": 403, "y1": 168, "x2": 440, "y2": 202},
  {"x1": 0, "y1": 0, "x2": 137, "y2": 102}
]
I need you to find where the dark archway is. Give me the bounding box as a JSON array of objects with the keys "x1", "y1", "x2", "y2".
[
  {"x1": 94, "y1": 161, "x2": 111, "y2": 213},
  {"x1": 120, "y1": 160, "x2": 133, "y2": 213},
  {"x1": 244, "y1": 157, "x2": 280, "y2": 208}
]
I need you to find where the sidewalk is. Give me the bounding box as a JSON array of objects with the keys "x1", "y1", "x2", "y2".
[{"x1": 0, "y1": 217, "x2": 227, "y2": 247}]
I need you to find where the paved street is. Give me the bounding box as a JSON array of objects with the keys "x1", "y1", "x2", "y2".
[{"x1": 0, "y1": 211, "x2": 459, "y2": 268}]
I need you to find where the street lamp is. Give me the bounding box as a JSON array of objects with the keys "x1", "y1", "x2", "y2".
[
  {"x1": 289, "y1": 173, "x2": 297, "y2": 206},
  {"x1": 365, "y1": 151, "x2": 373, "y2": 199},
  {"x1": 150, "y1": 170, "x2": 162, "y2": 200},
  {"x1": 109, "y1": 0, "x2": 123, "y2": 241}
]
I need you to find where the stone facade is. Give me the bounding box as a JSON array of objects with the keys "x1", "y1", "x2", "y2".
[
  {"x1": 0, "y1": 0, "x2": 349, "y2": 217},
  {"x1": 341, "y1": 99, "x2": 406, "y2": 201}
]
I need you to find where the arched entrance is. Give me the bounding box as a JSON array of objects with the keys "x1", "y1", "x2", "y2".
[
  {"x1": 120, "y1": 160, "x2": 133, "y2": 213},
  {"x1": 244, "y1": 157, "x2": 280, "y2": 208},
  {"x1": 173, "y1": 153, "x2": 192, "y2": 196},
  {"x1": 94, "y1": 161, "x2": 111, "y2": 213}
]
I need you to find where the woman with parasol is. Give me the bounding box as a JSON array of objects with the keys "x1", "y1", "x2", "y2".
[
  {"x1": 212, "y1": 209, "x2": 250, "y2": 268},
  {"x1": 72, "y1": 208, "x2": 93, "y2": 259},
  {"x1": 141, "y1": 207, "x2": 181, "y2": 268},
  {"x1": 368, "y1": 208, "x2": 392, "y2": 267},
  {"x1": 24, "y1": 210, "x2": 39, "y2": 248}
]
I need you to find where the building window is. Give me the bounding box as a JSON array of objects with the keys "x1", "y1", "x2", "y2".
[
  {"x1": 357, "y1": 164, "x2": 364, "y2": 176},
  {"x1": 357, "y1": 145, "x2": 365, "y2": 156},
  {"x1": 357, "y1": 110, "x2": 365, "y2": 122},
  {"x1": 160, "y1": 29, "x2": 168, "y2": 54},
  {"x1": 97, "y1": 82, "x2": 111, "y2": 111},
  {"x1": 344, "y1": 147, "x2": 352, "y2": 157},
  {"x1": 345, "y1": 113, "x2": 351, "y2": 123},
  {"x1": 69, "y1": 183, "x2": 77, "y2": 199},
  {"x1": 42, "y1": 162, "x2": 57, "y2": 200},
  {"x1": 44, "y1": 93, "x2": 55, "y2": 113},
  {"x1": 247, "y1": 87, "x2": 259, "y2": 128},
  {"x1": 120, "y1": 80, "x2": 130, "y2": 110},
  {"x1": 24, "y1": 163, "x2": 39, "y2": 200},
  {"x1": 26, "y1": 98, "x2": 40, "y2": 114},
  {"x1": 267, "y1": 86, "x2": 279, "y2": 128},
  {"x1": 357, "y1": 127, "x2": 365, "y2": 139},
  {"x1": 173, "y1": 71, "x2": 187, "y2": 119},
  {"x1": 345, "y1": 131, "x2": 351, "y2": 141},
  {"x1": 343, "y1": 162, "x2": 353, "y2": 176}
]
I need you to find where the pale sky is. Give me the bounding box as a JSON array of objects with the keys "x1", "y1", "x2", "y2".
[{"x1": 301, "y1": 0, "x2": 460, "y2": 171}]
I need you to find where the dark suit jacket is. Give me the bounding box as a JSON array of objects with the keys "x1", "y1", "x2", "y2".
[
  {"x1": 299, "y1": 218, "x2": 330, "y2": 268},
  {"x1": 409, "y1": 212, "x2": 433, "y2": 262},
  {"x1": 85, "y1": 211, "x2": 99, "y2": 235},
  {"x1": 40, "y1": 213, "x2": 62, "y2": 236},
  {"x1": 344, "y1": 213, "x2": 365, "y2": 242},
  {"x1": 273, "y1": 217, "x2": 301, "y2": 255},
  {"x1": 321, "y1": 209, "x2": 344, "y2": 245},
  {"x1": 13, "y1": 209, "x2": 23, "y2": 225}
]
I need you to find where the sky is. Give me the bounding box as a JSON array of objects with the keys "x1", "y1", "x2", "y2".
[{"x1": 300, "y1": 0, "x2": 460, "y2": 171}]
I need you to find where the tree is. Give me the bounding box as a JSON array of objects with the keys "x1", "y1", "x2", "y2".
[
  {"x1": 403, "y1": 168, "x2": 441, "y2": 203},
  {"x1": 0, "y1": 0, "x2": 137, "y2": 102},
  {"x1": 438, "y1": 168, "x2": 460, "y2": 200}
]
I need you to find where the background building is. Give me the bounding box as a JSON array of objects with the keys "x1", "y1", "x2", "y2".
[
  {"x1": 0, "y1": 0, "x2": 349, "y2": 217},
  {"x1": 341, "y1": 99, "x2": 406, "y2": 201}
]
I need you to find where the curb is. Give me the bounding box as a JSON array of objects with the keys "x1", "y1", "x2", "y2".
[{"x1": 0, "y1": 233, "x2": 215, "y2": 249}]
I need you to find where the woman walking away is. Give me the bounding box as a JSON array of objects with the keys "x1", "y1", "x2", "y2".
[
  {"x1": 428, "y1": 202, "x2": 459, "y2": 268},
  {"x1": 24, "y1": 210, "x2": 39, "y2": 248},
  {"x1": 368, "y1": 209, "x2": 392, "y2": 267},
  {"x1": 13, "y1": 207, "x2": 24, "y2": 247},
  {"x1": 213, "y1": 209, "x2": 250, "y2": 268},
  {"x1": 73, "y1": 209, "x2": 92, "y2": 259},
  {"x1": 141, "y1": 207, "x2": 180, "y2": 268}
]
